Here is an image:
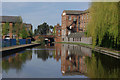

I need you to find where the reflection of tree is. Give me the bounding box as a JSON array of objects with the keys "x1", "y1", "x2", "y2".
[
  {"x1": 85, "y1": 51, "x2": 120, "y2": 78},
  {"x1": 37, "y1": 50, "x2": 49, "y2": 61},
  {"x1": 2, "y1": 50, "x2": 32, "y2": 73}
]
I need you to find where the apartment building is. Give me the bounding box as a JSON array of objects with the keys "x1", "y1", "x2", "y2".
[
  {"x1": 61, "y1": 10, "x2": 91, "y2": 44},
  {"x1": 1, "y1": 16, "x2": 33, "y2": 39},
  {"x1": 0, "y1": 16, "x2": 22, "y2": 39},
  {"x1": 61, "y1": 10, "x2": 89, "y2": 36}
]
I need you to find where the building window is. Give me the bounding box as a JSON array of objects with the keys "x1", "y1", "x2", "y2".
[
  {"x1": 62, "y1": 38, "x2": 64, "y2": 41},
  {"x1": 68, "y1": 15, "x2": 71, "y2": 20},
  {"x1": 84, "y1": 23, "x2": 85, "y2": 28},
  {"x1": 80, "y1": 37, "x2": 81, "y2": 41},
  {"x1": 68, "y1": 38, "x2": 70, "y2": 41},
  {"x1": 82, "y1": 15, "x2": 83, "y2": 20},
  {"x1": 73, "y1": 38, "x2": 74, "y2": 41},
  {"x1": 87, "y1": 14, "x2": 89, "y2": 20},
  {"x1": 58, "y1": 34, "x2": 60, "y2": 36},
  {"x1": 84, "y1": 15, "x2": 86, "y2": 20},
  {"x1": 58, "y1": 30, "x2": 60, "y2": 33},
  {"x1": 73, "y1": 16, "x2": 77, "y2": 21}
]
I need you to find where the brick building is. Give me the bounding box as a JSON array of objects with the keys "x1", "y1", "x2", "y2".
[
  {"x1": 61, "y1": 10, "x2": 89, "y2": 35},
  {"x1": 54, "y1": 24, "x2": 62, "y2": 42},
  {"x1": 61, "y1": 10, "x2": 91, "y2": 44},
  {"x1": 1, "y1": 16, "x2": 33, "y2": 39},
  {"x1": 0, "y1": 16, "x2": 22, "y2": 39}
]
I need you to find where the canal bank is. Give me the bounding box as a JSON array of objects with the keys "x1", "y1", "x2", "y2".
[
  {"x1": 1, "y1": 43, "x2": 40, "y2": 57},
  {"x1": 56, "y1": 42, "x2": 120, "y2": 59}
]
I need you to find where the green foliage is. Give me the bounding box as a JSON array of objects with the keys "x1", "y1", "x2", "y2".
[
  {"x1": 87, "y1": 2, "x2": 120, "y2": 50},
  {"x1": 38, "y1": 22, "x2": 49, "y2": 35},
  {"x1": 28, "y1": 30, "x2": 33, "y2": 37},
  {"x1": 2, "y1": 22, "x2": 9, "y2": 35},
  {"x1": 53, "y1": 26, "x2": 56, "y2": 35},
  {"x1": 34, "y1": 22, "x2": 54, "y2": 35},
  {"x1": 20, "y1": 25, "x2": 28, "y2": 39}
]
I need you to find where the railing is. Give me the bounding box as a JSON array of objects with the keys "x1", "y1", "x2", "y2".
[{"x1": 2, "y1": 39, "x2": 31, "y2": 47}]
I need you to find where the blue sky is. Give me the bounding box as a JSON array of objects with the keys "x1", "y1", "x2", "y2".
[{"x1": 2, "y1": 2, "x2": 90, "y2": 31}]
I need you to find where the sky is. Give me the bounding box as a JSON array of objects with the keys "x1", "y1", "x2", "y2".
[{"x1": 2, "y1": 2, "x2": 90, "y2": 32}]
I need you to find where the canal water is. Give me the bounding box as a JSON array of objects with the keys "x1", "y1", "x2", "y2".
[{"x1": 2, "y1": 43, "x2": 120, "y2": 78}]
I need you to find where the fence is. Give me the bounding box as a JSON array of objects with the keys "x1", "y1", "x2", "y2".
[{"x1": 2, "y1": 39, "x2": 31, "y2": 47}]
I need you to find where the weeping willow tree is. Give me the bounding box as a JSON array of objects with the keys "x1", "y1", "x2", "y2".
[{"x1": 87, "y1": 2, "x2": 120, "y2": 50}]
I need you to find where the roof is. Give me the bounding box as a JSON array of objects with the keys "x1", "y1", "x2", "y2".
[
  {"x1": 68, "y1": 32, "x2": 84, "y2": 38},
  {"x1": 0, "y1": 16, "x2": 22, "y2": 23},
  {"x1": 64, "y1": 10, "x2": 83, "y2": 15},
  {"x1": 23, "y1": 23, "x2": 32, "y2": 28},
  {"x1": 63, "y1": 9, "x2": 89, "y2": 15}
]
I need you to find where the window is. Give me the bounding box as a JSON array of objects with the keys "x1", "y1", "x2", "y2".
[
  {"x1": 84, "y1": 15, "x2": 86, "y2": 20},
  {"x1": 68, "y1": 38, "x2": 70, "y2": 41},
  {"x1": 58, "y1": 34, "x2": 60, "y2": 36},
  {"x1": 80, "y1": 37, "x2": 81, "y2": 41},
  {"x1": 62, "y1": 38, "x2": 64, "y2": 41},
  {"x1": 73, "y1": 16, "x2": 77, "y2": 21},
  {"x1": 58, "y1": 30, "x2": 60, "y2": 33},
  {"x1": 68, "y1": 15, "x2": 71, "y2": 20},
  {"x1": 82, "y1": 15, "x2": 83, "y2": 20},
  {"x1": 87, "y1": 14, "x2": 89, "y2": 20}
]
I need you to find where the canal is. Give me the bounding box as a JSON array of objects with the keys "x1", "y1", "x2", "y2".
[{"x1": 2, "y1": 43, "x2": 120, "y2": 78}]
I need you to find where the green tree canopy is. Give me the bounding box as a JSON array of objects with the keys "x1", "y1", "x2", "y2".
[
  {"x1": 34, "y1": 22, "x2": 53, "y2": 35},
  {"x1": 20, "y1": 24, "x2": 28, "y2": 39},
  {"x1": 87, "y1": 2, "x2": 120, "y2": 50}
]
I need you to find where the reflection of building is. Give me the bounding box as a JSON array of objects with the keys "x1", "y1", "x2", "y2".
[
  {"x1": 61, "y1": 44, "x2": 91, "y2": 75},
  {"x1": 55, "y1": 43, "x2": 61, "y2": 61},
  {"x1": 54, "y1": 24, "x2": 62, "y2": 42}
]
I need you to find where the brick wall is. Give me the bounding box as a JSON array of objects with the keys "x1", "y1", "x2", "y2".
[{"x1": 55, "y1": 24, "x2": 62, "y2": 42}]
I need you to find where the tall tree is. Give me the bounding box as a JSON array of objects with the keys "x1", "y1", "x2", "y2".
[
  {"x1": 37, "y1": 22, "x2": 50, "y2": 35},
  {"x1": 87, "y1": 2, "x2": 120, "y2": 50}
]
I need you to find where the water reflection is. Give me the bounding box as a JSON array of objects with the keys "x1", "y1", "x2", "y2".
[
  {"x1": 2, "y1": 50, "x2": 32, "y2": 73},
  {"x1": 2, "y1": 43, "x2": 120, "y2": 78}
]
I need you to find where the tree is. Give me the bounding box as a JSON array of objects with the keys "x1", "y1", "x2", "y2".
[
  {"x1": 87, "y1": 2, "x2": 120, "y2": 50},
  {"x1": 2, "y1": 22, "x2": 9, "y2": 35},
  {"x1": 20, "y1": 24, "x2": 28, "y2": 39},
  {"x1": 53, "y1": 26, "x2": 56, "y2": 35},
  {"x1": 35, "y1": 22, "x2": 54, "y2": 35},
  {"x1": 38, "y1": 22, "x2": 49, "y2": 35}
]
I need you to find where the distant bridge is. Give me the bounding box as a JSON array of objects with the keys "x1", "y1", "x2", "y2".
[{"x1": 34, "y1": 35, "x2": 56, "y2": 43}]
